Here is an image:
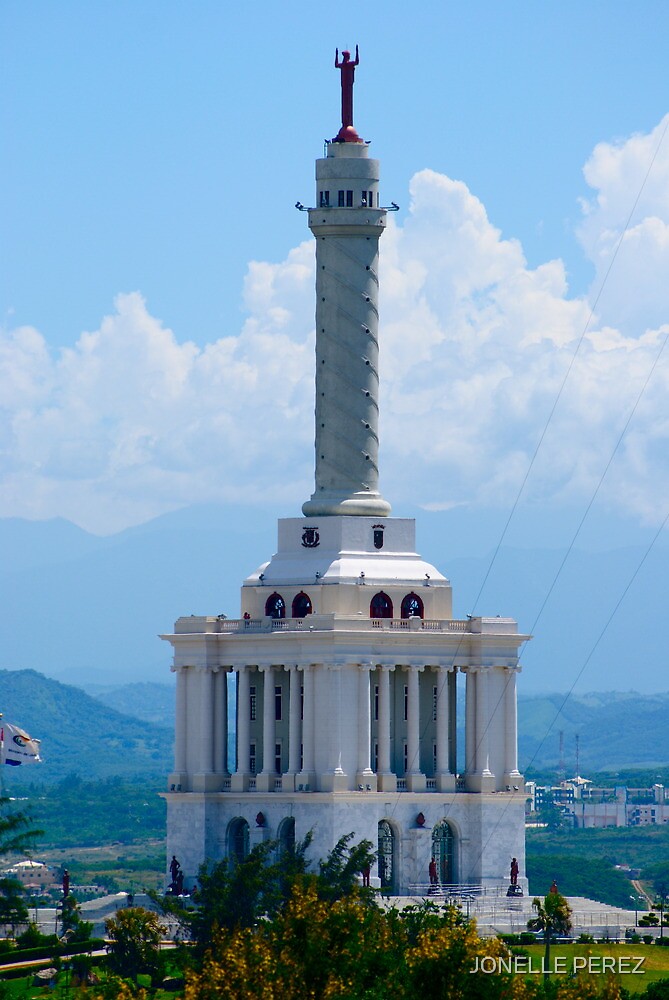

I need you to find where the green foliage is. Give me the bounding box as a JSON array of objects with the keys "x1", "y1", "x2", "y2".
[
  {"x1": 185, "y1": 884, "x2": 530, "y2": 1000},
  {"x1": 527, "y1": 853, "x2": 636, "y2": 908},
  {"x1": 20, "y1": 775, "x2": 166, "y2": 847},
  {"x1": 15, "y1": 920, "x2": 55, "y2": 948},
  {"x1": 0, "y1": 877, "x2": 28, "y2": 934},
  {"x1": 528, "y1": 892, "x2": 573, "y2": 977},
  {"x1": 60, "y1": 893, "x2": 93, "y2": 941},
  {"x1": 0, "y1": 794, "x2": 41, "y2": 854},
  {"x1": 159, "y1": 831, "x2": 376, "y2": 961},
  {"x1": 105, "y1": 905, "x2": 165, "y2": 982}
]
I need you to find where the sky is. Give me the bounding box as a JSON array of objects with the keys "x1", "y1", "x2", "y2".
[{"x1": 2, "y1": 1, "x2": 669, "y2": 547}]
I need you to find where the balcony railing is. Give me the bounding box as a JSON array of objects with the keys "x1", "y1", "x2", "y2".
[{"x1": 177, "y1": 615, "x2": 476, "y2": 635}]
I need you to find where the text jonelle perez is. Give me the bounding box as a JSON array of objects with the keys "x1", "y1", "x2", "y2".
[{"x1": 471, "y1": 955, "x2": 646, "y2": 976}]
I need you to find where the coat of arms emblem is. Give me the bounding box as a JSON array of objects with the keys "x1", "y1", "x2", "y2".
[{"x1": 302, "y1": 526, "x2": 320, "y2": 548}]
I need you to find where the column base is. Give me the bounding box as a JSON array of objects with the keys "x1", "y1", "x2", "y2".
[
  {"x1": 377, "y1": 772, "x2": 397, "y2": 792},
  {"x1": 230, "y1": 772, "x2": 251, "y2": 792},
  {"x1": 167, "y1": 772, "x2": 189, "y2": 792},
  {"x1": 436, "y1": 772, "x2": 456, "y2": 792},
  {"x1": 503, "y1": 771, "x2": 524, "y2": 790},
  {"x1": 356, "y1": 772, "x2": 377, "y2": 791},
  {"x1": 254, "y1": 772, "x2": 276, "y2": 792},
  {"x1": 281, "y1": 773, "x2": 297, "y2": 792},
  {"x1": 192, "y1": 773, "x2": 225, "y2": 792},
  {"x1": 406, "y1": 773, "x2": 426, "y2": 792},
  {"x1": 465, "y1": 772, "x2": 496, "y2": 793},
  {"x1": 319, "y1": 772, "x2": 349, "y2": 792},
  {"x1": 296, "y1": 772, "x2": 316, "y2": 792}
]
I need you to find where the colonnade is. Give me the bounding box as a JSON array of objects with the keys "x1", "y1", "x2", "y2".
[{"x1": 170, "y1": 661, "x2": 521, "y2": 794}]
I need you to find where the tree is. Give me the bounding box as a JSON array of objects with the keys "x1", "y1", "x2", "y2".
[
  {"x1": 158, "y1": 830, "x2": 376, "y2": 958},
  {"x1": 528, "y1": 890, "x2": 573, "y2": 978},
  {"x1": 0, "y1": 876, "x2": 28, "y2": 936},
  {"x1": 60, "y1": 893, "x2": 93, "y2": 942},
  {"x1": 0, "y1": 795, "x2": 41, "y2": 855},
  {"x1": 184, "y1": 884, "x2": 533, "y2": 1000},
  {"x1": 105, "y1": 906, "x2": 165, "y2": 983}
]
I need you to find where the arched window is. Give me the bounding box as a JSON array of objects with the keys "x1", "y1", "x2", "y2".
[
  {"x1": 291, "y1": 592, "x2": 312, "y2": 618},
  {"x1": 228, "y1": 817, "x2": 250, "y2": 865},
  {"x1": 377, "y1": 820, "x2": 395, "y2": 891},
  {"x1": 277, "y1": 817, "x2": 296, "y2": 856},
  {"x1": 265, "y1": 592, "x2": 286, "y2": 619},
  {"x1": 431, "y1": 821, "x2": 455, "y2": 885},
  {"x1": 370, "y1": 592, "x2": 393, "y2": 619},
  {"x1": 401, "y1": 592, "x2": 424, "y2": 619}
]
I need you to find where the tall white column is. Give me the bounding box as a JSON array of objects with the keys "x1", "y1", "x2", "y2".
[
  {"x1": 303, "y1": 140, "x2": 390, "y2": 518},
  {"x1": 198, "y1": 667, "x2": 214, "y2": 774},
  {"x1": 465, "y1": 669, "x2": 476, "y2": 775},
  {"x1": 377, "y1": 665, "x2": 396, "y2": 792},
  {"x1": 406, "y1": 665, "x2": 426, "y2": 791},
  {"x1": 320, "y1": 665, "x2": 347, "y2": 791},
  {"x1": 503, "y1": 667, "x2": 521, "y2": 783},
  {"x1": 173, "y1": 666, "x2": 187, "y2": 779},
  {"x1": 356, "y1": 664, "x2": 374, "y2": 786},
  {"x1": 448, "y1": 669, "x2": 457, "y2": 776},
  {"x1": 231, "y1": 666, "x2": 251, "y2": 791},
  {"x1": 475, "y1": 668, "x2": 491, "y2": 775},
  {"x1": 298, "y1": 664, "x2": 316, "y2": 785},
  {"x1": 435, "y1": 666, "x2": 455, "y2": 790},
  {"x1": 256, "y1": 665, "x2": 276, "y2": 791},
  {"x1": 285, "y1": 665, "x2": 302, "y2": 791},
  {"x1": 213, "y1": 667, "x2": 228, "y2": 775},
  {"x1": 467, "y1": 666, "x2": 495, "y2": 792}
]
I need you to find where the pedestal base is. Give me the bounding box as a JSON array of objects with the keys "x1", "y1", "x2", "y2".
[
  {"x1": 356, "y1": 772, "x2": 377, "y2": 791},
  {"x1": 406, "y1": 773, "x2": 426, "y2": 792},
  {"x1": 192, "y1": 773, "x2": 226, "y2": 792},
  {"x1": 319, "y1": 772, "x2": 349, "y2": 792},
  {"x1": 465, "y1": 772, "x2": 496, "y2": 792},
  {"x1": 377, "y1": 773, "x2": 397, "y2": 792},
  {"x1": 230, "y1": 773, "x2": 250, "y2": 792}
]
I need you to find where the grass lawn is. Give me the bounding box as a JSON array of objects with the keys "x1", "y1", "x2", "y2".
[{"x1": 517, "y1": 943, "x2": 669, "y2": 993}]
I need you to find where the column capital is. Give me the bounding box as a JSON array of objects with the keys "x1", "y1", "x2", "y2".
[
  {"x1": 401, "y1": 662, "x2": 425, "y2": 673},
  {"x1": 430, "y1": 663, "x2": 456, "y2": 673},
  {"x1": 376, "y1": 663, "x2": 396, "y2": 672}
]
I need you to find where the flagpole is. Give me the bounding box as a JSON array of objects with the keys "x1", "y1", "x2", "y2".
[{"x1": 0, "y1": 712, "x2": 5, "y2": 796}]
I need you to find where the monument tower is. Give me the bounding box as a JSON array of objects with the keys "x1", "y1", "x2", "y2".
[{"x1": 163, "y1": 51, "x2": 529, "y2": 894}]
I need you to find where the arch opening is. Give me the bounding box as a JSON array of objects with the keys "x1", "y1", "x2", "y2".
[
  {"x1": 401, "y1": 592, "x2": 424, "y2": 619},
  {"x1": 265, "y1": 593, "x2": 286, "y2": 619},
  {"x1": 291, "y1": 592, "x2": 312, "y2": 618},
  {"x1": 370, "y1": 592, "x2": 393, "y2": 619},
  {"x1": 431, "y1": 821, "x2": 456, "y2": 885},
  {"x1": 228, "y1": 817, "x2": 250, "y2": 865},
  {"x1": 377, "y1": 819, "x2": 396, "y2": 892}
]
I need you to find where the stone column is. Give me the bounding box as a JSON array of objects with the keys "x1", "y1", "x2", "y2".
[
  {"x1": 191, "y1": 667, "x2": 215, "y2": 791},
  {"x1": 435, "y1": 667, "x2": 455, "y2": 791},
  {"x1": 406, "y1": 665, "x2": 426, "y2": 791},
  {"x1": 231, "y1": 666, "x2": 251, "y2": 792},
  {"x1": 377, "y1": 665, "x2": 396, "y2": 792},
  {"x1": 503, "y1": 666, "x2": 522, "y2": 787},
  {"x1": 356, "y1": 664, "x2": 376, "y2": 789},
  {"x1": 297, "y1": 664, "x2": 316, "y2": 789},
  {"x1": 448, "y1": 669, "x2": 457, "y2": 776},
  {"x1": 284, "y1": 665, "x2": 301, "y2": 791},
  {"x1": 213, "y1": 667, "x2": 228, "y2": 776},
  {"x1": 320, "y1": 665, "x2": 348, "y2": 792},
  {"x1": 169, "y1": 665, "x2": 188, "y2": 790},
  {"x1": 256, "y1": 665, "x2": 276, "y2": 792},
  {"x1": 464, "y1": 669, "x2": 477, "y2": 788},
  {"x1": 468, "y1": 666, "x2": 495, "y2": 792}
]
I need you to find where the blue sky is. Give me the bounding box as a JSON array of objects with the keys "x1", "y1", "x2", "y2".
[{"x1": 2, "y1": 1, "x2": 669, "y2": 538}]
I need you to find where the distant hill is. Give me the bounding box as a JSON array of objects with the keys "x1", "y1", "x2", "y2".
[
  {"x1": 0, "y1": 669, "x2": 172, "y2": 784},
  {"x1": 87, "y1": 681, "x2": 175, "y2": 728},
  {"x1": 518, "y1": 690, "x2": 669, "y2": 773}
]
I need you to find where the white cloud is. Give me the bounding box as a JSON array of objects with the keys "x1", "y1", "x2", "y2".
[{"x1": 2, "y1": 119, "x2": 669, "y2": 534}]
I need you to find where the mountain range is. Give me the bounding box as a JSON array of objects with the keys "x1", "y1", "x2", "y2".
[{"x1": 1, "y1": 502, "x2": 668, "y2": 694}]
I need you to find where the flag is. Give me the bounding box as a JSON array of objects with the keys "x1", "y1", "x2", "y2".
[{"x1": 0, "y1": 722, "x2": 41, "y2": 766}]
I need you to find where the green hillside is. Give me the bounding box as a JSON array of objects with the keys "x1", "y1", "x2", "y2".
[
  {"x1": 518, "y1": 690, "x2": 669, "y2": 772},
  {"x1": 0, "y1": 669, "x2": 172, "y2": 784}
]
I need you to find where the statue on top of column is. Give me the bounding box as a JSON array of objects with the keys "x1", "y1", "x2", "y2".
[{"x1": 334, "y1": 45, "x2": 362, "y2": 142}]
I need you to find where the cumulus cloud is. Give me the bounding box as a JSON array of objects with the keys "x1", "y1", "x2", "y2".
[{"x1": 2, "y1": 118, "x2": 669, "y2": 534}]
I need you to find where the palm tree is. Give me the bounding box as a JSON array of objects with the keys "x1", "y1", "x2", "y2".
[{"x1": 528, "y1": 889, "x2": 573, "y2": 978}]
